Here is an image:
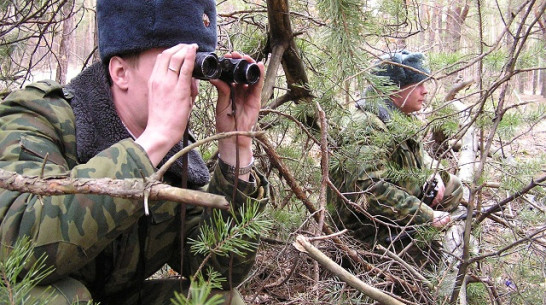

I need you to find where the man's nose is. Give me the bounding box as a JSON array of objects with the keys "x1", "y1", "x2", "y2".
[{"x1": 422, "y1": 86, "x2": 428, "y2": 95}]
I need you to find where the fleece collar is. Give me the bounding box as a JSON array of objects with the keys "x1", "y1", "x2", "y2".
[{"x1": 65, "y1": 62, "x2": 210, "y2": 188}]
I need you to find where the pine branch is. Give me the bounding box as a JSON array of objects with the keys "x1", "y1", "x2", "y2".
[
  {"x1": 0, "y1": 169, "x2": 229, "y2": 210},
  {"x1": 189, "y1": 203, "x2": 270, "y2": 279},
  {"x1": 0, "y1": 132, "x2": 268, "y2": 209},
  {"x1": 0, "y1": 237, "x2": 55, "y2": 305}
]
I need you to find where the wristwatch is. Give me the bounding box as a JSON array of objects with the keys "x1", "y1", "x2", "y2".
[{"x1": 218, "y1": 156, "x2": 254, "y2": 176}]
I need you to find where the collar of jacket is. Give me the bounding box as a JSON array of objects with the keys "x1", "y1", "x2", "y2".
[{"x1": 65, "y1": 62, "x2": 210, "y2": 188}]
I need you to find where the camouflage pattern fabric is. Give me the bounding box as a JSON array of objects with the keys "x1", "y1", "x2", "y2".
[
  {"x1": 0, "y1": 80, "x2": 268, "y2": 304},
  {"x1": 28, "y1": 276, "x2": 92, "y2": 305},
  {"x1": 98, "y1": 279, "x2": 246, "y2": 305},
  {"x1": 329, "y1": 99, "x2": 462, "y2": 246}
]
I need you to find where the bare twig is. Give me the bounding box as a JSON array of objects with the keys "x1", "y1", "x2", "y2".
[
  {"x1": 293, "y1": 235, "x2": 407, "y2": 305},
  {"x1": 375, "y1": 244, "x2": 434, "y2": 290},
  {"x1": 475, "y1": 174, "x2": 546, "y2": 224},
  {"x1": 153, "y1": 130, "x2": 262, "y2": 180},
  {"x1": 445, "y1": 79, "x2": 475, "y2": 102},
  {"x1": 468, "y1": 225, "x2": 546, "y2": 264},
  {"x1": 259, "y1": 108, "x2": 321, "y2": 146}
]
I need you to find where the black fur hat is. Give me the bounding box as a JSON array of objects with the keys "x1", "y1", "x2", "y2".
[
  {"x1": 373, "y1": 50, "x2": 430, "y2": 88},
  {"x1": 97, "y1": 0, "x2": 217, "y2": 63}
]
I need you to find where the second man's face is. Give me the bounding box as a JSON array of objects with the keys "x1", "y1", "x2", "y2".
[{"x1": 392, "y1": 83, "x2": 428, "y2": 114}]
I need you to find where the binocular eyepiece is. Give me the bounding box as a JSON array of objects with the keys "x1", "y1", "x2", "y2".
[{"x1": 193, "y1": 52, "x2": 261, "y2": 85}]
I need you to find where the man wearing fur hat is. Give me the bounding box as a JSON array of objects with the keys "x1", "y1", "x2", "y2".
[
  {"x1": 0, "y1": 1, "x2": 267, "y2": 304},
  {"x1": 329, "y1": 50, "x2": 464, "y2": 265}
]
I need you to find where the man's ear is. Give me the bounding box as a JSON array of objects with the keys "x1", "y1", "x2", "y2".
[{"x1": 109, "y1": 56, "x2": 130, "y2": 90}]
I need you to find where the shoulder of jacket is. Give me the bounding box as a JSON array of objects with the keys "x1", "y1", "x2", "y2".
[
  {"x1": 24, "y1": 80, "x2": 73, "y2": 100},
  {"x1": 354, "y1": 107, "x2": 388, "y2": 132}
]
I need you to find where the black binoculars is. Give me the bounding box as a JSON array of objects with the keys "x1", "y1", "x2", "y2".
[
  {"x1": 421, "y1": 178, "x2": 439, "y2": 206},
  {"x1": 193, "y1": 52, "x2": 261, "y2": 85}
]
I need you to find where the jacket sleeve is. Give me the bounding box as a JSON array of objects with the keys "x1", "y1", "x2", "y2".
[
  {"x1": 178, "y1": 165, "x2": 269, "y2": 288},
  {"x1": 0, "y1": 83, "x2": 156, "y2": 282},
  {"x1": 356, "y1": 166, "x2": 434, "y2": 225}
]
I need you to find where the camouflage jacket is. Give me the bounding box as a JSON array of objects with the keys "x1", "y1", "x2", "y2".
[
  {"x1": 329, "y1": 99, "x2": 434, "y2": 243},
  {"x1": 0, "y1": 64, "x2": 268, "y2": 299}
]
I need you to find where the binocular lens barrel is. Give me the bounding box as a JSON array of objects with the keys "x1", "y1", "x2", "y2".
[
  {"x1": 220, "y1": 58, "x2": 260, "y2": 85},
  {"x1": 193, "y1": 52, "x2": 260, "y2": 85},
  {"x1": 193, "y1": 52, "x2": 220, "y2": 79}
]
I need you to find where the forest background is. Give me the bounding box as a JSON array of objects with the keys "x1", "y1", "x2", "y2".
[{"x1": 0, "y1": 0, "x2": 545, "y2": 304}]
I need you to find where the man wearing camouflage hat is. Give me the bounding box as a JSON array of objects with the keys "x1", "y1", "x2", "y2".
[
  {"x1": 0, "y1": 1, "x2": 268, "y2": 304},
  {"x1": 329, "y1": 50, "x2": 464, "y2": 264}
]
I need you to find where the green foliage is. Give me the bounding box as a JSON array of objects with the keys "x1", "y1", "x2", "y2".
[
  {"x1": 377, "y1": 0, "x2": 407, "y2": 20},
  {"x1": 499, "y1": 154, "x2": 545, "y2": 195},
  {"x1": 485, "y1": 244, "x2": 546, "y2": 305},
  {"x1": 268, "y1": 205, "x2": 307, "y2": 239},
  {"x1": 466, "y1": 282, "x2": 490, "y2": 305},
  {"x1": 315, "y1": 0, "x2": 367, "y2": 79},
  {"x1": 189, "y1": 202, "x2": 272, "y2": 258},
  {"x1": 0, "y1": 237, "x2": 55, "y2": 305},
  {"x1": 427, "y1": 102, "x2": 460, "y2": 138},
  {"x1": 412, "y1": 225, "x2": 441, "y2": 248},
  {"x1": 428, "y1": 51, "x2": 466, "y2": 76},
  {"x1": 388, "y1": 110, "x2": 425, "y2": 141},
  {"x1": 526, "y1": 103, "x2": 546, "y2": 122},
  {"x1": 483, "y1": 49, "x2": 508, "y2": 72},
  {"x1": 475, "y1": 108, "x2": 495, "y2": 130},
  {"x1": 330, "y1": 142, "x2": 382, "y2": 177},
  {"x1": 170, "y1": 270, "x2": 225, "y2": 305},
  {"x1": 497, "y1": 111, "x2": 523, "y2": 140},
  {"x1": 362, "y1": 74, "x2": 403, "y2": 100},
  {"x1": 324, "y1": 281, "x2": 369, "y2": 304},
  {"x1": 384, "y1": 162, "x2": 430, "y2": 186},
  {"x1": 518, "y1": 204, "x2": 546, "y2": 227},
  {"x1": 516, "y1": 43, "x2": 546, "y2": 69},
  {"x1": 217, "y1": 7, "x2": 267, "y2": 55},
  {"x1": 182, "y1": 203, "x2": 271, "y2": 303}
]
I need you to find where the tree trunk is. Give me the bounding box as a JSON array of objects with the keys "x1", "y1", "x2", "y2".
[
  {"x1": 538, "y1": 8, "x2": 546, "y2": 97},
  {"x1": 419, "y1": 3, "x2": 428, "y2": 46},
  {"x1": 55, "y1": 1, "x2": 74, "y2": 84},
  {"x1": 540, "y1": 60, "x2": 546, "y2": 98},
  {"x1": 264, "y1": 0, "x2": 312, "y2": 108},
  {"x1": 518, "y1": 73, "x2": 525, "y2": 94},
  {"x1": 446, "y1": 0, "x2": 469, "y2": 52},
  {"x1": 532, "y1": 69, "x2": 537, "y2": 95},
  {"x1": 92, "y1": 2, "x2": 100, "y2": 64},
  {"x1": 433, "y1": 1, "x2": 444, "y2": 51}
]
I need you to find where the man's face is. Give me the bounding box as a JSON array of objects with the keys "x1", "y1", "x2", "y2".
[
  {"x1": 127, "y1": 48, "x2": 200, "y2": 128},
  {"x1": 391, "y1": 83, "x2": 428, "y2": 114}
]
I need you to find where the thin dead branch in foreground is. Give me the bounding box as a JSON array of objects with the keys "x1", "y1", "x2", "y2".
[{"x1": 293, "y1": 235, "x2": 407, "y2": 305}]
